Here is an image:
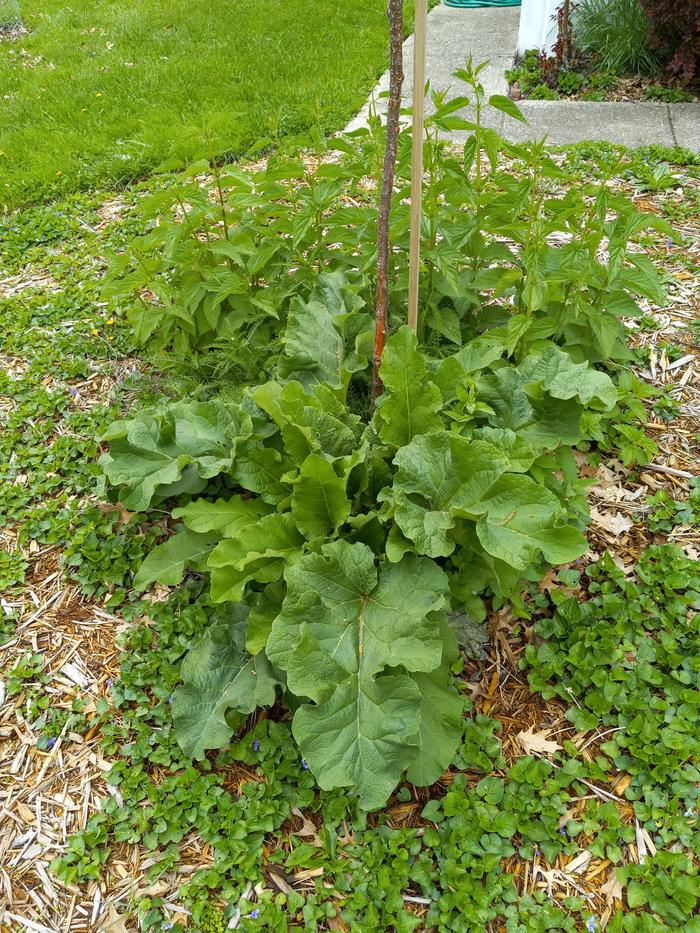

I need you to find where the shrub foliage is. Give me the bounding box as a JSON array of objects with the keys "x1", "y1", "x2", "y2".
[
  {"x1": 640, "y1": 0, "x2": 700, "y2": 79},
  {"x1": 99, "y1": 65, "x2": 669, "y2": 809}
]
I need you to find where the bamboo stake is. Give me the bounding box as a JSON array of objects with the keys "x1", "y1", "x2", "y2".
[{"x1": 407, "y1": 0, "x2": 427, "y2": 334}]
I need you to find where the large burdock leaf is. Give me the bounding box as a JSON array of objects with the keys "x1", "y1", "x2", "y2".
[
  {"x1": 172, "y1": 615, "x2": 281, "y2": 758},
  {"x1": 294, "y1": 672, "x2": 422, "y2": 811},
  {"x1": 373, "y1": 327, "x2": 443, "y2": 447},
  {"x1": 232, "y1": 442, "x2": 290, "y2": 504},
  {"x1": 279, "y1": 296, "x2": 347, "y2": 389},
  {"x1": 405, "y1": 620, "x2": 463, "y2": 786},
  {"x1": 99, "y1": 400, "x2": 252, "y2": 510},
  {"x1": 434, "y1": 335, "x2": 505, "y2": 401},
  {"x1": 134, "y1": 528, "x2": 218, "y2": 590},
  {"x1": 208, "y1": 513, "x2": 303, "y2": 602},
  {"x1": 291, "y1": 454, "x2": 351, "y2": 539},
  {"x1": 474, "y1": 474, "x2": 587, "y2": 569},
  {"x1": 278, "y1": 272, "x2": 370, "y2": 390},
  {"x1": 405, "y1": 666, "x2": 464, "y2": 786},
  {"x1": 473, "y1": 427, "x2": 536, "y2": 473},
  {"x1": 266, "y1": 541, "x2": 449, "y2": 809},
  {"x1": 478, "y1": 367, "x2": 582, "y2": 451},
  {"x1": 382, "y1": 434, "x2": 509, "y2": 558},
  {"x1": 519, "y1": 344, "x2": 616, "y2": 410},
  {"x1": 173, "y1": 496, "x2": 272, "y2": 535},
  {"x1": 254, "y1": 381, "x2": 362, "y2": 463}
]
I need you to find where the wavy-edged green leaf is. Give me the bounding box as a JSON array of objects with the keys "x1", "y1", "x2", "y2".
[
  {"x1": 382, "y1": 434, "x2": 509, "y2": 558},
  {"x1": 168, "y1": 400, "x2": 252, "y2": 474},
  {"x1": 474, "y1": 474, "x2": 587, "y2": 569},
  {"x1": 405, "y1": 665, "x2": 464, "y2": 786},
  {"x1": 473, "y1": 427, "x2": 536, "y2": 473},
  {"x1": 294, "y1": 671, "x2": 422, "y2": 810},
  {"x1": 479, "y1": 367, "x2": 582, "y2": 451},
  {"x1": 232, "y1": 441, "x2": 290, "y2": 504},
  {"x1": 291, "y1": 454, "x2": 350, "y2": 539},
  {"x1": 254, "y1": 381, "x2": 362, "y2": 463},
  {"x1": 455, "y1": 331, "x2": 504, "y2": 373},
  {"x1": 134, "y1": 528, "x2": 218, "y2": 590},
  {"x1": 246, "y1": 583, "x2": 285, "y2": 655},
  {"x1": 374, "y1": 327, "x2": 443, "y2": 447},
  {"x1": 519, "y1": 344, "x2": 616, "y2": 410},
  {"x1": 99, "y1": 414, "x2": 197, "y2": 511},
  {"x1": 278, "y1": 272, "x2": 370, "y2": 389},
  {"x1": 172, "y1": 617, "x2": 281, "y2": 758},
  {"x1": 173, "y1": 496, "x2": 272, "y2": 535},
  {"x1": 267, "y1": 541, "x2": 449, "y2": 808},
  {"x1": 99, "y1": 400, "x2": 251, "y2": 510},
  {"x1": 208, "y1": 513, "x2": 303, "y2": 602},
  {"x1": 405, "y1": 619, "x2": 463, "y2": 786}
]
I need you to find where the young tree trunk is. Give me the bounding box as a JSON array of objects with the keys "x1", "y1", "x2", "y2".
[
  {"x1": 407, "y1": 0, "x2": 427, "y2": 334},
  {"x1": 372, "y1": 0, "x2": 405, "y2": 404}
]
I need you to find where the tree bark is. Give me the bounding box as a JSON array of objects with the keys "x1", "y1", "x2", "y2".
[
  {"x1": 372, "y1": 0, "x2": 405, "y2": 404},
  {"x1": 407, "y1": 0, "x2": 427, "y2": 334}
]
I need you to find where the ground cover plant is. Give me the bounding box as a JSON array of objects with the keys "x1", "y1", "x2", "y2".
[
  {"x1": 0, "y1": 0, "x2": 422, "y2": 208},
  {"x1": 1, "y1": 48, "x2": 700, "y2": 933},
  {"x1": 507, "y1": 49, "x2": 698, "y2": 103}
]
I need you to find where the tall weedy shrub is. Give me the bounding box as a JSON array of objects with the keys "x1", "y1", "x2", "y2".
[{"x1": 99, "y1": 61, "x2": 672, "y2": 809}]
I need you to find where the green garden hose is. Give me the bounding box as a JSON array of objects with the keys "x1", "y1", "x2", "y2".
[{"x1": 444, "y1": 0, "x2": 520, "y2": 7}]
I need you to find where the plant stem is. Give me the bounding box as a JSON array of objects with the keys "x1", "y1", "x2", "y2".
[{"x1": 372, "y1": 0, "x2": 404, "y2": 404}]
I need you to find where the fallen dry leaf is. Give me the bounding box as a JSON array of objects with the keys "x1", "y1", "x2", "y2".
[
  {"x1": 601, "y1": 870, "x2": 624, "y2": 905},
  {"x1": 515, "y1": 726, "x2": 562, "y2": 758},
  {"x1": 590, "y1": 506, "x2": 634, "y2": 536},
  {"x1": 99, "y1": 905, "x2": 131, "y2": 933},
  {"x1": 565, "y1": 848, "x2": 593, "y2": 874},
  {"x1": 291, "y1": 805, "x2": 322, "y2": 846}
]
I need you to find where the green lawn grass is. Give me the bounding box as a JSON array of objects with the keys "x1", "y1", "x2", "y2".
[{"x1": 0, "y1": 0, "x2": 416, "y2": 208}]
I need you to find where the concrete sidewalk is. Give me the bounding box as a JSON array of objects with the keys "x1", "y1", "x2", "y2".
[{"x1": 345, "y1": 4, "x2": 700, "y2": 151}]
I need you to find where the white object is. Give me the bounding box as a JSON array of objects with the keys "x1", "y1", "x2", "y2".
[{"x1": 517, "y1": 0, "x2": 561, "y2": 56}]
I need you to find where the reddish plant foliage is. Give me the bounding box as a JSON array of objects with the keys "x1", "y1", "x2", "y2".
[{"x1": 640, "y1": 0, "x2": 700, "y2": 80}]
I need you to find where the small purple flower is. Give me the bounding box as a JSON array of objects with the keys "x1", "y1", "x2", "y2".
[
  {"x1": 586, "y1": 917, "x2": 597, "y2": 933},
  {"x1": 47, "y1": 737, "x2": 56, "y2": 749},
  {"x1": 70, "y1": 387, "x2": 78, "y2": 396},
  {"x1": 250, "y1": 909, "x2": 260, "y2": 919},
  {"x1": 107, "y1": 677, "x2": 113, "y2": 688},
  {"x1": 534, "y1": 847, "x2": 540, "y2": 856},
  {"x1": 253, "y1": 739, "x2": 260, "y2": 752},
  {"x1": 301, "y1": 759, "x2": 309, "y2": 770},
  {"x1": 560, "y1": 827, "x2": 567, "y2": 836}
]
